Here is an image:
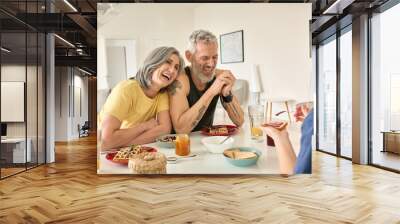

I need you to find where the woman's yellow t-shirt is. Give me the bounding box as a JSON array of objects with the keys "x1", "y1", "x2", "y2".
[{"x1": 98, "y1": 80, "x2": 169, "y2": 129}]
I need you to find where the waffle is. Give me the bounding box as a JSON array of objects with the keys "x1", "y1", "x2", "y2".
[{"x1": 113, "y1": 145, "x2": 143, "y2": 161}]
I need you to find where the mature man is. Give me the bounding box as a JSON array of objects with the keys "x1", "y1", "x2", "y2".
[{"x1": 168, "y1": 30, "x2": 244, "y2": 134}]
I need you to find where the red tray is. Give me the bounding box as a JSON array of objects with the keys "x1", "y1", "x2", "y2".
[
  {"x1": 105, "y1": 146, "x2": 157, "y2": 165},
  {"x1": 201, "y1": 125, "x2": 238, "y2": 136}
]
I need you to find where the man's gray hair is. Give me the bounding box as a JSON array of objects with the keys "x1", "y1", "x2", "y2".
[
  {"x1": 134, "y1": 46, "x2": 185, "y2": 90},
  {"x1": 187, "y1": 29, "x2": 218, "y2": 53}
]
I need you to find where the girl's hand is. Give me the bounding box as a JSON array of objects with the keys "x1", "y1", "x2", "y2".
[{"x1": 261, "y1": 121, "x2": 288, "y2": 140}]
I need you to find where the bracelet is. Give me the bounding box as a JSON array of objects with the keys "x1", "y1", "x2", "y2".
[{"x1": 221, "y1": 92, "x2": 233, "y2": 103}]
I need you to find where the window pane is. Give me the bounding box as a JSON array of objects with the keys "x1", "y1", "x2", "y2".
[
  {"x1": 27, "y1": 31, "x2": 38, "y2": 169},
  {"x1": 318, "y1": 36, "x2": 337, "y2": 154},
  {"x1": 0, "y1": 0, "x2": 46, "y2": 179},
  {"x1": 371, "y1": 4, "x2": 400, "y2": 171},
  {"x1": 340, "y1": 28, "x2": 352, "y2": 158},
  {"x1": 1, "y1": 30, "x2": 28, "y2": 177}
]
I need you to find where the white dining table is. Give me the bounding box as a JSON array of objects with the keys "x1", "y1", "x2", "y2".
[{"x1": 97, "y1": 123, "x2": 281, "y2": 174}]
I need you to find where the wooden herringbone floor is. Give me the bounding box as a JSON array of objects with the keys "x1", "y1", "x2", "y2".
[{"x1": 1, "y1": 135, "x2": 400, "y2": 224}]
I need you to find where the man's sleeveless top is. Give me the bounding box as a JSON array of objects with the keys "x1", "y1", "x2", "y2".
[{"x1": 185, "y1": 66, "x2": 219, "y2": 132}]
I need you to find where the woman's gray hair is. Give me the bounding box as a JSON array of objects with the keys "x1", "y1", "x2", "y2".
[
  {"x1": 134, "y1": 46, "x2": 185, "y2": 90},
  {"x1": 187, "y1": 29, "x2": 218, "y2": 53}
]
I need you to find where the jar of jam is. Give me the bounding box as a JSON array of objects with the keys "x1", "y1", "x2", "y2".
[{"x1": 175, "y1": 134, "x2": 190, "y2": 156}]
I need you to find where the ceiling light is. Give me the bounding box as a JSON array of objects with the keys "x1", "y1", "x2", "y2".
[
  {"x1": 323, "y1": 0, "x2": 354, "y2": 15},
  {"x1": 77, "y1": 67, "x2": 92, "y2": 76},
  {"x1": 63, "y1": 0, "x2": 78, "y2": 12},
  {"x1": 1, "y1": 47, "x2": 11, "y2": 53},
  {"x1": 76, "y1": 48, "x2": 86, "y2": 55},
  {"x1": 54, "y1": 34, "x2": 75, "y2": 48}
]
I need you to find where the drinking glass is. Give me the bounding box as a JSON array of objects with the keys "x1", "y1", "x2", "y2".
[
  {"x1": 175, "y1": 134, "x2": 190, "y2": 156},
  {"x1": 248, "y1": 105, "x2": 265, "y2": 142}
]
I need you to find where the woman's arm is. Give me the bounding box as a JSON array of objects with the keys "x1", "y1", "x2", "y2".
[
  {"x1": 100, "y1": 115, "x2": 156, "y2": 151},
  {"x1": 129, "y1": 110, "x2": 172, "y2": 145}
]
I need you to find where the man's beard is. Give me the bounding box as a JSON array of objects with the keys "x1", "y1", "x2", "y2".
[{"x1": 192, "y1": 63, "x2": 215, "y2": 84}]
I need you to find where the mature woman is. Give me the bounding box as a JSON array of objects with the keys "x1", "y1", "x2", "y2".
[
  {"x1": 262, "y1": 102, "x2": 314, "y2": 175},
  {"x1": 98, "y1": 46, "x2": 185, "y2": 150}
]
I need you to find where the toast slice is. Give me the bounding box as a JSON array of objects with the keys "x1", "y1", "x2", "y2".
[
  {"x1": 223, "y1": 148, "x2": 240, "y2": 159},
  {"x1": 234, "y1": 151, "x2": 257, "y2": 159},
  {"x1": 262, "y1": 121, "x2": 288, "y2": 131},
  {"x1": 209, "y1": 126, "x2": 229, "y2": 135},
  {"x1": 224, "y1": 149, "x2": 257, "y2": 160}
]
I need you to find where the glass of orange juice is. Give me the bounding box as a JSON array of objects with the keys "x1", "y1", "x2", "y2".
[
  {"x1": 175, "y1": 134, "x2": 190, "y2": 156},
  {"x1": 248, "y1": 105, "x2": 264, "y2": 142}
]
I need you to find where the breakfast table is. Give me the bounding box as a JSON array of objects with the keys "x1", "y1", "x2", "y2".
[{"x1": 97, "y1": 123, "x2": 281, "y2": 174}]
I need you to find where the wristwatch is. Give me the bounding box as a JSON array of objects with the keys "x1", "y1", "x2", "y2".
[{"x1": 221, "y1": 92, "x2": 233, "y2": 103}]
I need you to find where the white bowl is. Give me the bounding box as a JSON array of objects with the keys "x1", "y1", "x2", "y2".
[{"x1": 201, "y1": 136, "x2": 234, "y2": 154}]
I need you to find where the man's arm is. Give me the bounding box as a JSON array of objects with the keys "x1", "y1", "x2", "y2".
[
  {"x1": 215, "y1": 69, "x2": 244, "y2": 127},
  {"x1": 169, "y1": 72, "x2": 231, "y2": 134},
  {"x1": 221, "y1": 95, "x2": 244, "y2": 127},
  {"x1": 169, "y1": 75, "x2": 218, "y2": 134},
  {"x1": 128, "y1": 110, "x2": 172, "y2": 145}
]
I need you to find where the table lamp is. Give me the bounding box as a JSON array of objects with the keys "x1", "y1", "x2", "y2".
[{"x1": 250, "y1": 64, "x2": 261, "y2": 105}]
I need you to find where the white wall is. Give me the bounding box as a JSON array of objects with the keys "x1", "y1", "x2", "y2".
[
  {"x1": 74, "y1": 73, "x2": 89, "y2": 138},
  {"x1": 97, "y1": 34, "x2": 108, "y2": 90},
  {"x1": 1, "y1": 65, "x2": 36, "y2": 137},
  {"x1": 97, "y1": 3, "x2": 195, "y2": 88},
  {"x1": 1, "y1": 64, "x2": 46, "y2": 163},
  {"x1": 55, "y1": 67, "x2": 68, "y2": 141},
  {"x1": 97, "y1": 3, "x2": 312, "y2": 115},
  {"x1": 98, "y1": 4, "x2": 195, "y2": 66},
  {"x1": 97, "y1": 3, "x2": 196, "y2": 112},
  {"x1": 1, "y1": 66, "x2": 26, "y2": 139},
  {"x1": 106, "y1": 39, "x2": 137, "y2": 80},
  {"x1": 54, "y1": 67, "x2": 89, "y2": 141},
  {"x1": 194, "y1": 4, "x2": 312, "y2": 106}
]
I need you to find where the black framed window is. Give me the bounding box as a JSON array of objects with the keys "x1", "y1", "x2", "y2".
[
  {"x1": 317, "y1": 34, "x2": 337, "y2": 155},
  {"x1": 370, "y1": 2, "x2": 400, "y2": 172},
  {"x1": 316, "y1": 24, "x2": 353, "y2": 160},
  {"x1": 339, "y1": 25, "x2": 353, "y2": 159},
  {"x1": 0, "y1": 0, "x2": 47, "y2": 179}
]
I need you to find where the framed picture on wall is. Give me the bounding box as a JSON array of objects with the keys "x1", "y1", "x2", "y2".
[{"x1": 220, "y1": 30, "x2": 244, "y2": 64}]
